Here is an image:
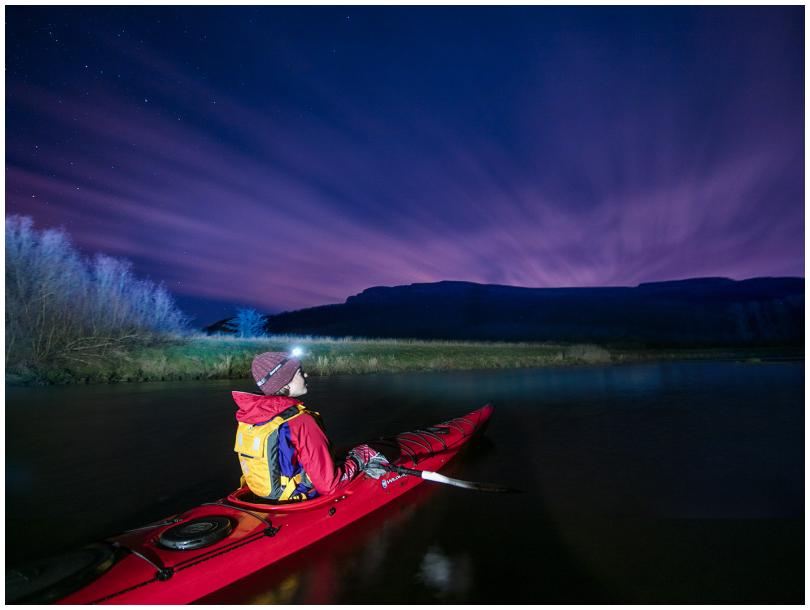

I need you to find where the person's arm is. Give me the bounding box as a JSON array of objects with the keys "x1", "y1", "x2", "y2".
[{"x1": 290, "y1": 414, "x2": 359, "y2": 495}]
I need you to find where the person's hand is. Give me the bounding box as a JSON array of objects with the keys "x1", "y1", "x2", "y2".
[
  {"x1": 348, "y1": 444, "x2": 390, "y2": 479},
  {"x1": 349, "y1": 444, "x2": 379, "y2": 467}
]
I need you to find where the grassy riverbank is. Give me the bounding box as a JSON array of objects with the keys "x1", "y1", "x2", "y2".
[{"x1": 5, "y1": 334, "x2": 803, "y2": 386}]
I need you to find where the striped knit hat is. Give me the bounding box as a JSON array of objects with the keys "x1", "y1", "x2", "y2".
[{"x1": 251, "y1": 351, "x2": 301, "y2": 395}]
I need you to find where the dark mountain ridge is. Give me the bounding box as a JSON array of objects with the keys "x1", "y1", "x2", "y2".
[{"x1": 206, "y1": 277, "x2": 804, "y2": 346}]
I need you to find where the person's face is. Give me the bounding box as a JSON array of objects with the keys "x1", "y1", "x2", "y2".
[{"x1": 286, "y1": 368, "x2": 308, "y2": 397}]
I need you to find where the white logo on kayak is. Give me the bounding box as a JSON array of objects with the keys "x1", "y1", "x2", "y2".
[{"x1": 381, "y1": 474, "x2": 405, "y2": 489}]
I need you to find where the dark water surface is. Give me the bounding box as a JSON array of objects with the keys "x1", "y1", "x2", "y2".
[{"x1": 6, "y1": 361, "x2": 804, "y2": 603}]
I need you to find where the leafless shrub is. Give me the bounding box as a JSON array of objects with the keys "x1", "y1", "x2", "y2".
[{"x1": 6, "y1": 215, "x2": 189, "y2": 369}]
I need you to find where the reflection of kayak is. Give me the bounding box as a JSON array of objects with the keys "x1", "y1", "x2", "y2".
[{"x1": 11, "y1": 404, "x2": 493, "y2": 604}]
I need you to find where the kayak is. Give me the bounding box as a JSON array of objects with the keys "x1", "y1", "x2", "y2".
[{"x1": 9, "y1": 404, "x2": 493, "y2": 604}]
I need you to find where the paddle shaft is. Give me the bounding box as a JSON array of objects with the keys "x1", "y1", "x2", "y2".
[{"x1": 381, "y1": 464, "x2": 513, "y2": 493}]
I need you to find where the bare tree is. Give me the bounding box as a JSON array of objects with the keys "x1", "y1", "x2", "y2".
[{"x1": 233, "y1": 308, "x2": 266, "y2": 338}]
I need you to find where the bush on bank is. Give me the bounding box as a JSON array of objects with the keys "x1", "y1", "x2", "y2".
[{"x1": 5, "y1": 215, "x2": 189, "y2": 374}]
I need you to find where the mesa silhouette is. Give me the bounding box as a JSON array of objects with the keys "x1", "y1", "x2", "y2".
[{"x1": 206, "y1": 277, "x2": 804, "y2": 347}]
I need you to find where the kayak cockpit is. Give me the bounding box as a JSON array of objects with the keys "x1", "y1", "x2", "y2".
[{"x1": 226, "y1": 483, "x2": 359, "y2": 512}]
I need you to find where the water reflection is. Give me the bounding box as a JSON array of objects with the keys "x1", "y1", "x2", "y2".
[
  {"x1": 245, "y1": 574, "x2": 300, "y2": 605},
  {"x1": 417, "y1": 546, "x2": 472, "y2": 599}
]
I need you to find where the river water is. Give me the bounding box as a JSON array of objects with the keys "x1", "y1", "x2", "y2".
[{"x1": 6, "y1": 361, "x2": 804, "y2": 603}]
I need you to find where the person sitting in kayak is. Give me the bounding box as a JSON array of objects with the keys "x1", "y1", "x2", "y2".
[{"x1": 233, "y1": 351, "x2": 386, "y2": 502}]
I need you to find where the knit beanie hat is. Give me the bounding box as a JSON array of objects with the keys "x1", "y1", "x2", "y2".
[{"x1": 251, "y1": 351, "x2": 301, "y2": 395}]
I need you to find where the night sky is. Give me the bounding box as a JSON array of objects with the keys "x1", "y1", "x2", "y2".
[{"x1": 6, "y1": 6, "x2": 804, "y2": 324}]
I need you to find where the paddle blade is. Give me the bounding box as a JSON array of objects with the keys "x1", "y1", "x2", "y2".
[{"x1": 421, "y1": 471, "x2": 520, "y2": 493}]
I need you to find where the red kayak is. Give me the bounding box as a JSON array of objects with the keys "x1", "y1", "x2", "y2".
[{"x1": 10, "y1": 404, "x2": 493, "y2": 604}]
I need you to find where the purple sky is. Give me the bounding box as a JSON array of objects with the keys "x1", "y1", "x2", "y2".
[{"x1": 6, "y1": 7, "x2": 804, "y2": 323}]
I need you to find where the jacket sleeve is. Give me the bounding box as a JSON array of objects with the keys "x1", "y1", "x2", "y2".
[{"x1": 290, "y1": 413, "x2": 359, "y2": 495}]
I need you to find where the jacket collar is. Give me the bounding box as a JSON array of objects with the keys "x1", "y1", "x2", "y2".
[{"x1": 232, "y1": 391, "x2": 302, "y2": 424}]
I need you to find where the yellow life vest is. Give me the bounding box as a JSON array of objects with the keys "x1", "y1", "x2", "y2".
[{"x1": 234, "y1": 404, "x2": 319, "y2": 501}]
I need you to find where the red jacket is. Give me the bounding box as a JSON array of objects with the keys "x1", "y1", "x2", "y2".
[{"x1": 232, "y1": 391, "x2": 358, "y2": 496}]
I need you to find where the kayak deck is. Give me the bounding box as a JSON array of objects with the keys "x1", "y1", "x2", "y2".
[{"x1": 55, "y1": 404, "x2": 493, "y2": 604}]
